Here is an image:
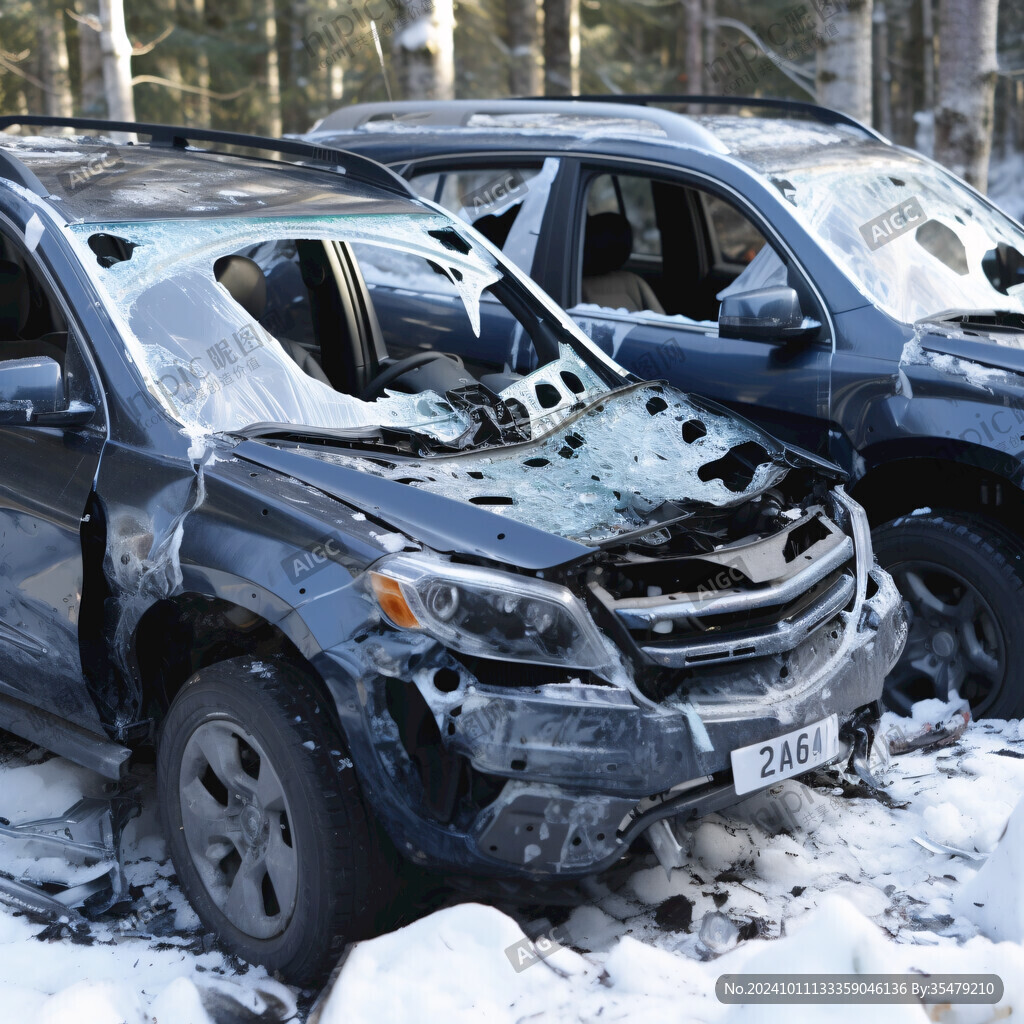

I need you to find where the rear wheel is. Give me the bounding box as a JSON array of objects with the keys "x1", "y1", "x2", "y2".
[
  {"x1": 872, "y1": 513, "x2": 1024, "y2": 719},
  {"x1": 157, "y1": 656, "x2": 386, "y2": 984}
]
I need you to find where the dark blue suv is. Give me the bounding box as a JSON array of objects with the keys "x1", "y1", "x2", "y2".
[{"x1": 306, "y1": 95, "x2": 1024, "y2": 718}]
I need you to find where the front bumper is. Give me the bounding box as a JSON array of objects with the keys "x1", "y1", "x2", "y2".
[{"x1": 315, "y1": 556, "x2": 905, "y2": 879}]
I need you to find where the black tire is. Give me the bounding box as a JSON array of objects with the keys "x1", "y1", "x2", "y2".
[
  {"x1": 157, "y1": 656, "x2": 387, "y2": 984},
  {"x1": 872, "y1": 513, "x2": 1024, "y2": 719}
]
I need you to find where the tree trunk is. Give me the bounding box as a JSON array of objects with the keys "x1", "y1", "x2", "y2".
[
  {"x1": 77, "y1": 0, "x2": 105, "y2": 117},
  {"x1": 872, "y1": 1, "x2": 892, "y2": 137},
  {"x1": 542, "y1": 0, "x2": 578, "y2": 96},
  {"x1": 188, "y1": 0, "x2": 209, "y2": 124},
  {"x1": 263, "y1": 0, "x2": 283, "y2": 137},
  {"x1": 703, "y1": 0, "x2": 716, "y2": 93},
  {"x1": 815, "y1": 0, "x2": 872, "y2": 124},
  {"x1": 39, "y1": 3, "x2": 74, "y2": 117},
  {"x1": 393, "y1": 0, "x2": 456, "y2": 101},
  {"x1": 97, "y1": 0, "x2": 135, "y2": 121},
  {"x1": 682, "y1": 0, "x2": 702, "y2": 95},
  {"x1": 934, "y1": 0, "x2": 999, "y2": 191},
  {"x1": 507, "y1": 0, "x2": 541, "y2": 96},
  {"x1": 154, "y1": 0, "x2": 184, "y2": 120}
]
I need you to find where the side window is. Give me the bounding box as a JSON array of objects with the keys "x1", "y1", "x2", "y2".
[
  {"x1": 407, "y1": 158, "x2": 558, "y2": 274},
  {"x1": 586, "y1": 174, "x2": 660, "y2": 257},
  {"x1": 577, "y1": 172, "x2": 786, "y2": 325},
  {"x1": 0, "y1": 229, "x2": 69, "y2": 367},
  {"x1": 703, "y1": 193, "x2": 766, "y2": 267},
  {"x1": 0, "y1": 227, "x2": 101, "y2": 417}
]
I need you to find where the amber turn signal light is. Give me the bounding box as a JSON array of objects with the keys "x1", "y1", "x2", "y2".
[{"x1": 370, "y1": 573, "x2": 420, "y2": 629}]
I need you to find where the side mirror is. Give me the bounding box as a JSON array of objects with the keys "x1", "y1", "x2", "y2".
[
  {"x1": 0, "y1": 357, "x2": 94, "y2": 426},
  {"x1": 719, "y1": 286, "x2": 821, "y2": 341}
]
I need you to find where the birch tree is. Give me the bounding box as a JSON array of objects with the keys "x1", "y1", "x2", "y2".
[
  {"x1": 262, "y1": 0, "x2": 283, "y2": 137},
  {"x1": 98, "y1": 0, "x2": 135, "y2": 121},
  {"x1": 935, "y1": 0, "x2": 999, "y2": 191},
  {"x1": 815, "y1": 0, "x2": 872, "y2": 124},
  {"x1": 393, "y1": 0, "x2": 455, "y2": 101}
]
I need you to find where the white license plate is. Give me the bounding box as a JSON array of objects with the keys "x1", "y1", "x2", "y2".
[{"x1": 730, "y1": 714, "x2": 839, "y2": 796}]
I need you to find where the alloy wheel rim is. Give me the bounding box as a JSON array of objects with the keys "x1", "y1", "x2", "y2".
[
  {"x1": 885, "y1": 559, "x2": 1006, "y2": 718},
  {"x1": 178, "y1": 719, "x2": 298, "y2": 940}
]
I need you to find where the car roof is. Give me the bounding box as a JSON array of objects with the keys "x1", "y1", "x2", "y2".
[
  {"x1": 304, "y1": 97, "x2": 892, "y2": 174},
  {"x1": 0, "y1": 117, "x2": 423, "y2": 224}
]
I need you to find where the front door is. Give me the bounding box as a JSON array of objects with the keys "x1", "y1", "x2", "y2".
[{"x1": 0, "y1": 229, "x2": 106, "y2": 730}]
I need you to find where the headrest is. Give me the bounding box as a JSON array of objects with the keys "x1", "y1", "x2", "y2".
[
  {"x1": 582, "y1": 213, "x2": 634, "y2": 277},
  {"x1": 214, "y1": 255, "x2": 267, "y2": 320},
  {"x1": 0, "y1": 260, "x2": 29, "y2": 339},
  {"x1": 472, "y1": 205, "x2": 519, "y2": 249}
]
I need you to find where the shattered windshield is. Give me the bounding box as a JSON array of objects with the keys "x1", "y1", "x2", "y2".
[
  {"x1": 771, "y1": 152, "x2": 1024, "y2": 324},
  {"x1": 67, "y1": 213, "x2": 623, "y2": 445}
]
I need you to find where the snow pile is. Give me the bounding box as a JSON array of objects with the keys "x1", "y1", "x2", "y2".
[
  {"x1": 1, "y1": 698, "x2": 1023, "y2": 1022},
  {"x1": 315, "y1": 895, "x2": 1024, "y2": 1024}
]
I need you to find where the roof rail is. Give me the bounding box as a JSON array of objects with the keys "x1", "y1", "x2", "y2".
[
  {"x1": 310, "y1": 100, "x2": 730, "y2": 153},
  {"x1": 0, "y1": 146, "x2": 50, "y2": 198},
  {"x1": 542, "y1": 94, "x2": 888, "y2": 142},
  {"x1": 0, "y1": 115, "x2": 414, "y2": 197}
]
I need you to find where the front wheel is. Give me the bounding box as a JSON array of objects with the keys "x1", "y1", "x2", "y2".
[
  {"x1": 872, "y1": 513, "x2": 1024, "y2": 719},
  {"x1": 157, "y1": 657, "x2": 385, "y2": 984}
]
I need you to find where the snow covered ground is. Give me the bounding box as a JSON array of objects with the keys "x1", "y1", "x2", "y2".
[
  {"x1": 1, "y1": 702, "x2": 1023, "y2": 1022},
  {"x1": 0, "y1": 737, "x2": 295, "y2": 1024}
]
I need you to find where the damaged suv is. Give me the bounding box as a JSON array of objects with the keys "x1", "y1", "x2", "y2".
[{"x1": 0, "y1": 117, "x2": 903, "y2": 982}]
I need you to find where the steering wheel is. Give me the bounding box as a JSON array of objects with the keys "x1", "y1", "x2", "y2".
[{"x1": 361, "y1": 351, "x2": 464, "y2": 400}]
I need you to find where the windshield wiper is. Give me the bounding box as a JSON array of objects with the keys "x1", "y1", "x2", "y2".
[
  {"x1": 225, "y1": 422, "x2": 385, "y2": 443},
  {"x1": 917, "y1": 309, "x2": 1024, "y2": 334}
]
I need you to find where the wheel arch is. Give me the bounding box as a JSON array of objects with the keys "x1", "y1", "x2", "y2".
[
  {"x1": 128, "y1": 592, "x2": 342, "y2": 742},
  {"x1": 851, "y1": 448, "x2": 1024, "y2": 538}
]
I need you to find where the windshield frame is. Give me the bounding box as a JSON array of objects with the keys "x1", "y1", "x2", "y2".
[{"x1": 65, "y1": 209, "x2": 629, "y2": 446}]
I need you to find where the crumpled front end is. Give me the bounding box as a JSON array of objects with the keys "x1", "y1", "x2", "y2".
[{"x1": 312, "y1": 477, "x2": 905, "y2": 879}]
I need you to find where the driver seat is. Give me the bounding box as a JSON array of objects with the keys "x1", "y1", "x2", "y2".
[{"x1": 214, "y1": 255, "x2": 330, "y2": 385}]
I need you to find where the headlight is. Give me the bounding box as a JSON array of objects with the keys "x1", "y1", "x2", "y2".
[{"x1": 369, "y1": 554, "x2": 612, "y2": 671}]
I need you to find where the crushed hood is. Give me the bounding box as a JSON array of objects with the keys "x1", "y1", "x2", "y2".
[{"x1": 235, "y1": 384, "x2": 802, "y2": 567}]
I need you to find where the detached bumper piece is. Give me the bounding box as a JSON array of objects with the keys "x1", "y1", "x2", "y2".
[{"x1": 0, "y1": 797, "x2": 134, "y2": 921}]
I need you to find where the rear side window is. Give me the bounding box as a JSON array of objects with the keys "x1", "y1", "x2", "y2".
[{"x1": 587, "y1": 174, "x2": 660, "y2": 257}]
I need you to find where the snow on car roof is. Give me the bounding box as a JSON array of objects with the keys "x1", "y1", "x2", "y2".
[
  {"x1": 0, "y1": 134, "x2": 421, "y2": 224},
  {"x1": 308, "y1": 102, "x2": 877, "y2": 163}
]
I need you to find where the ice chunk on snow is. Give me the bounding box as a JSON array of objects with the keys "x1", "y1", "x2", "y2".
[
  {"x1": 147, "y1": 978, "x2": 212, "y2": 1024},
  {"x1": 955, "y1": 795, "x2": 1024, "y2": 943}
]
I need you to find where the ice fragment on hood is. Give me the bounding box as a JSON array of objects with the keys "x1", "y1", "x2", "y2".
[{"x1": 313, "y1": 383, "x2": 787, "y2": 544}]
